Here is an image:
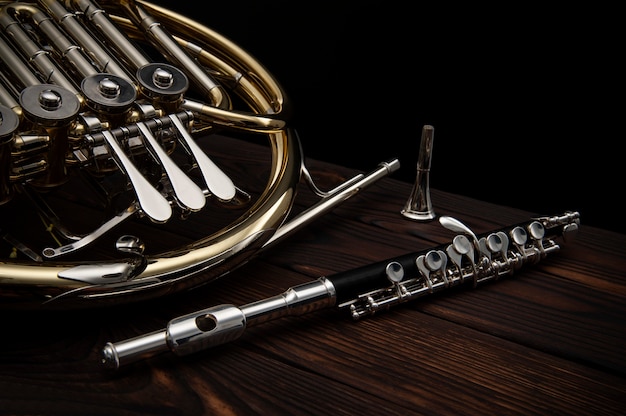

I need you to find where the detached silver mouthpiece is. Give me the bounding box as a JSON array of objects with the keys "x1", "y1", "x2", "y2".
[{"x1": 401, "y1": 125, "x2": 436, "y2": 221}]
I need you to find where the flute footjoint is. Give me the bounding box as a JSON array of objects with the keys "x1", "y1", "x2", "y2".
[{"x1": 102, "y1": 211, "x2": 580, "y2": 370}]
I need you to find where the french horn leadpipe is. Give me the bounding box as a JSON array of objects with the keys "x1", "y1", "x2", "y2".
[
  {"x1": 0, "y1": 0, "x2": 399, "y2": 309},
  {"x1": 102, "y1": 211, "x2": 580, "y2": 370}
]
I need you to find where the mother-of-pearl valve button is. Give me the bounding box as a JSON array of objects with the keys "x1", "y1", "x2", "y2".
[
  {"x1": 416, "y1": 249, "x2": 449, "y2": 289},
  {"x1": 528, "y1": 221, "x2": 545, "y2": 240},
  {"x1": 385, "y1": 261, "x2": 405, "y2": 283},
  {"x1": 446, "y1": 234, "x2": 476, "y2": 275},
  {"x1": 510, "y1": 226, "x2": 528, "y2": 246},
  {"x1": 486, "y1": 233, "x2": 504, "y2": 253},
  {"x1": 424, "y1": 250, "x2": 444, "y2": 271},
  {"x1": 452, "y1": 235, "x2": 473, "y2": 256}
]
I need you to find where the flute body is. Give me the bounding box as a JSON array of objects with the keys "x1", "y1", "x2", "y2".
[{"x1": 102, "y1": 211, "x2": 580, "y2": 370}]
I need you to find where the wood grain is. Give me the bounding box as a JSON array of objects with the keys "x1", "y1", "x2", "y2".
[{"x1": 1, "y1": 136, "x2": 624, "y2": 415}]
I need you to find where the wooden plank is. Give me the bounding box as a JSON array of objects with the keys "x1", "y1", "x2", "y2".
[{"x1": 1, "y1": 135, "x2": 625, "y2": 415}]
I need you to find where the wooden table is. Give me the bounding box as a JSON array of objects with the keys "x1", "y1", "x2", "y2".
[{"x1": 1, "y1": 135, "x2": 625, "y2": 415}]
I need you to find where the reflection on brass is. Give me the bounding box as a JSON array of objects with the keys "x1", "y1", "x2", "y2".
[{"x1": 0, "y1": 0, "x2": 398, "y2": 309}]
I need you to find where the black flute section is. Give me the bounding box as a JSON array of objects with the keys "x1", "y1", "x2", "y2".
[
  {"x1": 331, "y1": 211, "x2": 579, "y2": 305},
  {"x1": 329, "y1": 252, "x2": 421, "y2": 305}
]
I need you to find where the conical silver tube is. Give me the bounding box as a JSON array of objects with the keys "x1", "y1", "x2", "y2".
[{"x1": 401, "y1": 125, "x2": 436, "y2": 221}]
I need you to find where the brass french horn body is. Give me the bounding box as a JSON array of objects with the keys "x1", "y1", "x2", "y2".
[{"x1": 0, "y1": 0, "x2": 398, "y2": 309}]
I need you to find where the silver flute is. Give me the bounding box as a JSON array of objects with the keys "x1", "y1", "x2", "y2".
[{"x1": 102, "y1": 211, "x2": 580, "y2": 370}]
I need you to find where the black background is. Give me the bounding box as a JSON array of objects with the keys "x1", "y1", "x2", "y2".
[{"x1": 150, "y1": 1, "x2": 622, "y2": 234}]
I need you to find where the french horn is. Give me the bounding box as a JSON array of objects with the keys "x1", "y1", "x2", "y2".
[{"x1": 0, "y1": 0, "x2": 398, "y2": 309}]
